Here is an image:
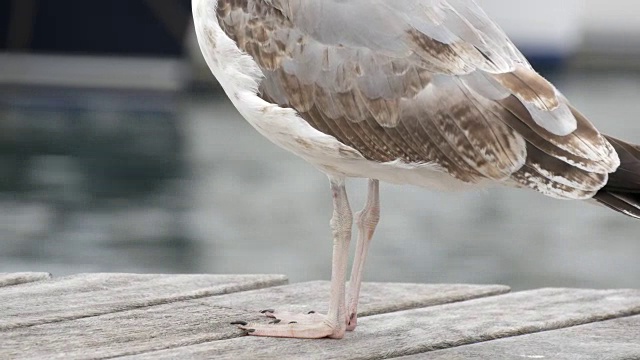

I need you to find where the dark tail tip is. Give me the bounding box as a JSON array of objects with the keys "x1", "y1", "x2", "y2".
[
  {"x1": 594, "y1": 136, "x2": 640, "y2": 219},
  {"x1": 593, "y1": 191, "x2": 640, "y2": 219}
]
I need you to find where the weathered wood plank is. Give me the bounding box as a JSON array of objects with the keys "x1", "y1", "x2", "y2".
[
  {"x1": 0, "y1": 272, "x2": 52, "y2": 287},
  {"x1": 210, "y1": 282, "x2": 510, "y2": 318},
  {"x1": 0, "y1": 273, "x2": 287, "y2": 330},
  {"x1": 0, "y1": 282, "x2": 508, "y2": 360},
  {"x1": 417, "y1": 315, "x2": 640, "y2": 360},
  {"x1": 125, "y1": 288, "x2": 640, "y2": 360}
]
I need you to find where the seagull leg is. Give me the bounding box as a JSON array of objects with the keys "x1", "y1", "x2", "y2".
[
  {"x1": 346, "y1": 179, "x2": 380, "y2": 331},
  {"x1": 238, "y1": 177, "x2": 353, "y2": 339},
  {"x1": 325, "y1": 177, "x2": 354, "y2": 337}
]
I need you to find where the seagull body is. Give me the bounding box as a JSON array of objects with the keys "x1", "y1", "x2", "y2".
[{"x1": 193, "y1": 0, "x2": 640, "y2": 338}]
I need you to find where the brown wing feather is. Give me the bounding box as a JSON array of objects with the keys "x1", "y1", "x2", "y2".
[
  {"x1": 498, "y1": 97, "x2": 617, "y2": 173},
  {"x1": 217, "y1": 0, "x2": 527, "y2": 183},
  {"x1": 216, "y1": 0, "x2": 619, "y2": 199}
]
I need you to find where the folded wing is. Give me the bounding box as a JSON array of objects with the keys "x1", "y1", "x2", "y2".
[{"x1": 216, "y1": 0, "x2": 619, "y2": 198}]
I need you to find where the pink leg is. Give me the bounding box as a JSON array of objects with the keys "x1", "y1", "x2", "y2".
[
  {"x1": 346, "y1": 179, "x2": 380, "y2": 331},
  {"x1": 238, "y1": 177, "x2": 353, "y2": 339}
]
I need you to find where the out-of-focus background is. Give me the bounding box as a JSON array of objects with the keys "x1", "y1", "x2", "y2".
[{"x1": 1, "y1": 0, "x2": 639, "y2": 290}]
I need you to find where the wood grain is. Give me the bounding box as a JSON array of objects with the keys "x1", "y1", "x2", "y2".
[
  {"x1": 127, "y1": 288, "x2": 640, "y2": 360},
  {"x1": 2, "y1": 273, "x2": 638, "y2": 360},
  {"x1": 0, "y1": 273, "x2": 287, "y2": 330},
  {"x1": 419, "y1": 315, "x2": 640, "y2": 360},
  {"x1": 0, "y1": 281, "x2": 507, "y2": 359},
  {"x1": 0, "y1": 272, "x2": 51, "y2": 288}
]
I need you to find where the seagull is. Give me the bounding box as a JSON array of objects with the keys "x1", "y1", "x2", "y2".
[{"x1": 192, "y1": 0, "x2": 640, "y2": 339}]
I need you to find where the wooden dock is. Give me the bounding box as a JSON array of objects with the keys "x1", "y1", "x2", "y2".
[{"x1": 1, "y1": 272, "x2": 639, "y2": 359}]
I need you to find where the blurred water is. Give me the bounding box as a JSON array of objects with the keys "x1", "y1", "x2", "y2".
[
  {"x1": 0, "y1": 87, "x2": 193, "y2": 274},
  {"x1": 1, "y1": 70, "x2": 640, "y2": 290}
]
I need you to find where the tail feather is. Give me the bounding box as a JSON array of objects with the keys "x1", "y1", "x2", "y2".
[
  {"x1": 593, "y1": 192, "x2": 640, "y2": 219},
  {"x1": 593, "y1": 135, "x2": 640, "y2": 219}
]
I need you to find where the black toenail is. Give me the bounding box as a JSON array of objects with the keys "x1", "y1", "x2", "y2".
[
  {"x1": 230, "y1": 321, "x2": 248, "y2": 326},
  {"x1": 269, "y1": 319, "x2": 281, "y2": 324},
  {"x1": 307, "y1": 311, "x2": 316, "y2": 314},
  {"x1": 260, "y1": 309, "x2": 275, "y2": 314},
  {"x1": 289, "y1": 321, "x2": 297, "y2": 324}
]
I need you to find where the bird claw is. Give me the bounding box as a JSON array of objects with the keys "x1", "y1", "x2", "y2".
[
  {"x1": 237, "y1": 317, "x2": 340, "y2": 339},
  {"x1": 231, "y1": 309, "x2": 344, "y2": 338}
]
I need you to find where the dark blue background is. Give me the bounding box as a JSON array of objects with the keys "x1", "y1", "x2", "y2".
[{"x1": 1, "y1": 0, "x2": 191, "y2": 56}]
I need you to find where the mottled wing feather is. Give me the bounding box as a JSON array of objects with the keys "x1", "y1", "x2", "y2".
[
  {"x1": 266, "y1": 0, "x2": 578, "y2": 136},
  {"x1": 216, "y1": 0, "x2": 619, "y2": 197},
  {"x1": 498, "y1": 98, "x2": 617, "y2": 172}
]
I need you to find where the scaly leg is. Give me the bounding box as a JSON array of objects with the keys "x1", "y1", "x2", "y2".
[
  {"x1": 346, "y1": 179, "x2": 380, "y2": 331},
  {"x1": 238, "y1": 176, "x2": 353, "y2": 338}
]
